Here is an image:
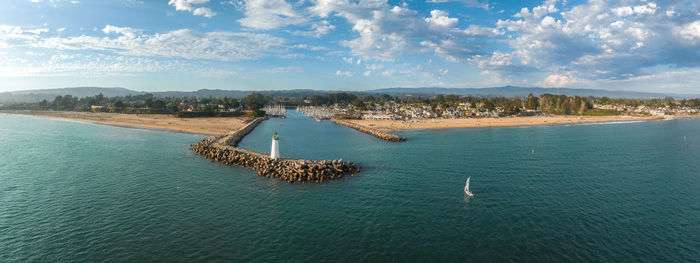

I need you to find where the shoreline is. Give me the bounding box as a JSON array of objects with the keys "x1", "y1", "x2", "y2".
[
  {"x1": 4, "y1": 110, "x2": 698, "y2": 135},
  {"x1": 340, "y1": 115, "x2": 700, "y2": 132},
  {"x1": 0, "y1": 110, "x2": 252, "y2": 136}
]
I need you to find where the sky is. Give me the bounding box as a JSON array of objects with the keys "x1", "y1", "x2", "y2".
[{"x1": 0, "y1": 0, "x2": 699, "y2": 93}]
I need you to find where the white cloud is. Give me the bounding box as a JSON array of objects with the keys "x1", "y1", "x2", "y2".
[
  {"x1": 420, "y1": 39, "x2": 476, "y2": 62},
  {"x1": 102, "y1": 25, "x2": 141, "y2": 38},
  {"x1": 335, "y1": 70, "x2": 354, "y2": 76},
  {"x1": 425, "y1": 10, "x2": 458, "y2": 27},
  {"x1": 679, "y1": 21, "x2": 700, "y2": 41},
  {"x1": 169, "y1": 0, "x2": 208, "y2": 11},
  {"x1": 633, "y1": 3, "x2": 656, "y2": 15},
  {"x1": 0, "y1": 25, "x2": 49, "y2": 49},
  {"x1": 461, "y1": 25, "x2": 502, "y2": 37},
  {"x1": 612, "y1": 3, "x2": 657, "y2": 17},
  {"x1": 310, "y1": 20, "x2": 336, "y2": 36},
  {"x1": 308, "y1": 1, "x2": 484, "y2": 62},
  {"x1": 293, "y1": 44, "x2": 327, "y2": 51},
  {"x1": 291, "y1": 20, "x2": 336, "y2": 37},
  {"x1": 238, "y1": 0, "x2": 305, "y2": 29},
  {"x1": 365, "y1": 64, "x2": 384, "y2": 70},
  {"x1": 192, "y1": 7, "x2": 216, "y2": 18},
  {"x1": 542, "y1": 74, "x2": 570, "y2": 87},
  {"x1": 168, "y1": 0, "x2": 216, "y2": 17},
  {"x1": 4, "y1": 25, "x2": 285, "y2": 62},
  {"x1": 612, "y1": 6, "x2": 634, "y2": 17},
  {"x1": 483, "y1": 0, "x2": 700, "y2": 82},
  {"x1": 426, "y1": 0, "x2": 489, "y2": 10},
  {"x1": 0, "y1": 53, "x2": 185, "y2": 77},
  {"x1": 380, "y1": 69, "x2": 396, "y2": 76}
]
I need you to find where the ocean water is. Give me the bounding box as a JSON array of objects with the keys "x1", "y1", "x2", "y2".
[{"x1": 1, "y1": 112, "x2": 699, "y2": 262}]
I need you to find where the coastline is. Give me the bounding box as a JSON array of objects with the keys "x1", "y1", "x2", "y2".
[
  {"x1": 0, "y1": 110, "x2": 252, "y2": 135},
  {"x1": 340, "y1": 115, "x2": 696, "y2": 132}
]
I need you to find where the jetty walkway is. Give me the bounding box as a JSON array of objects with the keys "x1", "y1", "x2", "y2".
[{"x1": 191, "y1": 117, "x2": 360, "y2": 183}]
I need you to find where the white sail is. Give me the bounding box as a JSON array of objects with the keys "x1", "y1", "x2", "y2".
[{"x1": 464, "y1": 177, "x2": 473, "y2": 196}]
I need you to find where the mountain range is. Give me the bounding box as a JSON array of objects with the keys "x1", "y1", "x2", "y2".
[{"x1": 369, "y1": 86, "x2": 697, "y2": 99}]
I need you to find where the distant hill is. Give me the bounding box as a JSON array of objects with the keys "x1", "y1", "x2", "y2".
[
  {"x1": 367, "y1": 86, "x2": 696, "y2": 99},
  {"x1": 150, "y1": 89, "x2": 326, "y2": 99},
  {"x1": 0, "y1": 87, "x2": 143, "y2": 104},
  {"x1": 0, "y1": 87, "x2": 332, "y2": 104},
  {"x1": 2, "y1": 86, "x2": 696, "y2": 104}
]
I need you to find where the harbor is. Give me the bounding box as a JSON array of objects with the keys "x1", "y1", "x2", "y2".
[
  {"x1": 262, "y1": 104, "x2": 286, "y2": 118},
  {"x1": 296, "y1": 106, "x2": 406, "y2": 141},
  {"x1": 296, "y1": 106, "x2": 335, "y2": 120}
]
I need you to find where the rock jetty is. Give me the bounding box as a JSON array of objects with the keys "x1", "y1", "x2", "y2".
[
  {"x1": 191, "y1": 117, "x2": 360, "y2": 183},
  {"x1": 331, "y1": 119, "x2": 407, "y2": 142}
]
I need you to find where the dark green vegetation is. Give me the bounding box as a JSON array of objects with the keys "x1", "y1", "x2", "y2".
[{"x1": 5, "y1": 93, "x2": 261, "y2": 117}]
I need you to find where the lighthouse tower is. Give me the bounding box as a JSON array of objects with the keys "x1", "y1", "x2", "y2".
[{"x1": 270, "y1": 132, "x2": 280, "y2": 159}]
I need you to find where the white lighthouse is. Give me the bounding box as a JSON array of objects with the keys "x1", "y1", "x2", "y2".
[{"x1": 270, "y1": 132, "x2": 280, "y2": 159}]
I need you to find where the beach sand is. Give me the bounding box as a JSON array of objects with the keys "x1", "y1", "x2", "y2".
[
  {"x1": 4, "y1": 110, "x2": 695, "y2": 135},
  {"x1": 342, "y1": 115, "x2": 671, "y2": 132},
  {"x1": 1, "y1": 110, "x2": 252, "y2": 135}
]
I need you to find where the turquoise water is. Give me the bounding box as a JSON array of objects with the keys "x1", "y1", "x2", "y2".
[{"x1": 1, "y1": 112, "x2": 699, "y2": 262}]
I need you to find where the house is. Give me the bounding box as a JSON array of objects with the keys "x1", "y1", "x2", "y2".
[{"x1": 649, "y1": 109, "x2": 667, "y2": 116}]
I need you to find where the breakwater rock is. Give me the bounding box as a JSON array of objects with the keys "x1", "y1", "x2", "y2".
[
  {"x1": 191, "y1": 117, "x2": 360, "y2": 183},
  {"x1": 331, "y1": 119, "x2": 406, "y2": 142}
]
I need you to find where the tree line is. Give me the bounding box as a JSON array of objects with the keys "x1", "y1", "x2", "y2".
[
  {"x1": 4, "y1": 91, "x2": 699, "y2": 117},
  {"x1": 8, "y1": 93, "x2": 274, "y2": 117}
]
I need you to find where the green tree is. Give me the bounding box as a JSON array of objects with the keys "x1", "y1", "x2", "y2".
[
  {"x1": 351, "y1": 98, "x2": 366, "y2": 110},
  {"x1": 38, "y1": 99, "x2": 48, "y2": 109},
  {"x1": 482, "y1": 100, "x2": 495, "y2": 111},
  {"x1": 525, "y1": 93, "x2": 539, "y2": 110},
  {"x1": 243, "y1": 93, "x2": 266, "y2": 109}
]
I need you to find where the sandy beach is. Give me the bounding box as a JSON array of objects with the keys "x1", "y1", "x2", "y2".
[
  {"x1": 3, "y1": 110, "x2": 696, "y2": 135},
  {"x1": 1, "y1": 110, "x2": 252, "y2": 135},
  {"x1": 341, "y1": 115, "x2": 675, "y2": 132}
]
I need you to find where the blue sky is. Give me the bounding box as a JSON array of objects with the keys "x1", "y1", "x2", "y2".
[{"x1": 0, "y1": 0, "x2": 699, "y2": 93}]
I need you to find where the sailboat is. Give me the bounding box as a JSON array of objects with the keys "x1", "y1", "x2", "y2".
[{"x1": 464, "y1": 177, "x2": 474, "y2": 197}]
